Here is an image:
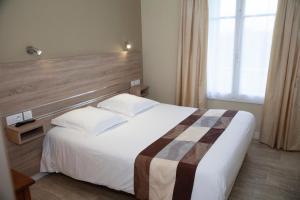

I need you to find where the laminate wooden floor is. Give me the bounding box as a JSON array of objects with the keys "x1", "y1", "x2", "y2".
[{"x1": 31, "y1": 140, "x2": 300, "y2": 200}]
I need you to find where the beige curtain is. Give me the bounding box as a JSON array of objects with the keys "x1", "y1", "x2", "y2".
[
  {"x1": 260, "y1": 0, "x2": 300, "y2": 151},
  {"x1": 176, "y1": 0, "x2": 208, "y2": 108}
]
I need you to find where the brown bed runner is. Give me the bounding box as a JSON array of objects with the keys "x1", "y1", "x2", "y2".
[{"x1": 134, "y1": 109, "x2": 238, "y2": 200}]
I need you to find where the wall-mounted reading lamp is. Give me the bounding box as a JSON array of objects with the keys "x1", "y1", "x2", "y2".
[
  {"x1": 26, "y1": 46, "x2": 42, "y2": 56},
  {"x1": 124, "y1": 42, "x2": 132, "y2": 51}
]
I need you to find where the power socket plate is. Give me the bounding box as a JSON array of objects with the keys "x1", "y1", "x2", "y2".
[
  {"x1": 23, "y1": 110, "x2": 33, "y2": 120},
  {"x1": 6, "y1": 113, "x2": 24, "y2": 126},
  {"x1": 131, "y1": 79, "x2": 141, "y2": 86}
]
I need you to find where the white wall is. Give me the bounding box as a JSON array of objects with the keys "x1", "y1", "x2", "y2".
[{"x1": 141, "y1": 0, "x2": 263, "y2": 132}]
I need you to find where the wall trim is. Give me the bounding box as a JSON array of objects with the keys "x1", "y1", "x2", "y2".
[
  {"x1": 254, "y1": 131, "x2": 260, "y2": 140},
  {"x1": 31, "y1": 172, "x2": 48, "y2": 181}
]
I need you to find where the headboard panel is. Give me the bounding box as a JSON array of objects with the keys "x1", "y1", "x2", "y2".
[
  {"x1": 0, "y1": 51, "x2": 142, "y2": 119},
  {"x1": 0, "y1": 51, "x2": 142, "y2": 175}
]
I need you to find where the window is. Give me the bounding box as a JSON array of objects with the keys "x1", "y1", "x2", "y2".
[{"x1": 207, "y1": 0, "x2": 278, "y2": 104}]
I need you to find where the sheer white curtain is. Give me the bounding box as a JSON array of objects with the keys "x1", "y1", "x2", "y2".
[{"x1": 207, "y1": 0, "x2": 278, "y2": 104}]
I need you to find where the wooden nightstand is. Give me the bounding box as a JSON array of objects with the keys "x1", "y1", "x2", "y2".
[
  {"x1": 11, "y1": 169, "x2": 35, "y2": 200},
  {"x1": 6, "y1": 120, "x2": 45, "y2": 145},
  {"x1": 130, "y1": 85, "x2": 149, "y2": 97}
]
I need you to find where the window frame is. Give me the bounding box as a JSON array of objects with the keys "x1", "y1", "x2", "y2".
[{"x1": 207, "y1": 0, "x2": 277, "y2": 104}]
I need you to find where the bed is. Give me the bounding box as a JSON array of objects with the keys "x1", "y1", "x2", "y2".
[{"x1": 41, "y1": 103, "x2": 255, "y2": 200}]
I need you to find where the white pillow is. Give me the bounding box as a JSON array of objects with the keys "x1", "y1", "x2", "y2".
[
  {"x1": 97, "y1": 93, "x2": 159, "y2": 117},
  {"x1": 51, "y1": 106, "x2": 127, "y2": 135}
]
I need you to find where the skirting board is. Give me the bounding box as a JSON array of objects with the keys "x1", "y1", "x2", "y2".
[
  {"x1": 254, "y1": 131, "x2": 260, "y2": 140},
  {"x1": 31, "y1": 172, "x2": 48, "y2": 181}
]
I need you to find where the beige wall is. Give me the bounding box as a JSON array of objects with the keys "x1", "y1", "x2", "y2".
[
  {"x1": 0, "y1": 0, "x2": 142, "y2": 62},
  {"x1": 141, "y1": 0, "x2": 263, "y2": 132},
  {"x1": 141, "y1": 0, "x2": 180, "y2": 104}
]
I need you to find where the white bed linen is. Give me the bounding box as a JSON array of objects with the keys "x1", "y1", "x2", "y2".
[{"x1": 41, "y1": 104, "x2": 255, "y2": 200}]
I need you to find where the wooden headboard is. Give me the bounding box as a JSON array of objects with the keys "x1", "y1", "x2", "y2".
[{"x1": 0, "y1": 51, "x2": 142, "y2": 175}]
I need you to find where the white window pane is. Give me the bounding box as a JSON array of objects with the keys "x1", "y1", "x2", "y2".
[
  {"x1": 239, "y1": 16, "x2": 276, "y2": 98},
  {"x1": 245, "y1": 0, "x2": 278, "y2": 15},
  {"x1": 209, "y1": 0, "x2": 236, "y2": 18},
  {"x1": 207, "y1": 19, "x2": 235, "y2": 98}
]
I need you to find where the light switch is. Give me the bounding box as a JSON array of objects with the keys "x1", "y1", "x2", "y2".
[
  {"x1": 6, "y1": 113, "x2": 24, "y2": 126},
  {"x1": 23, "y1": 110, "x2": 33, "y2": 120}
]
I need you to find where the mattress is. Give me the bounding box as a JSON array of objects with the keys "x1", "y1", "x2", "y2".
[{"x1": 41, "y1": 103, "x2": 255, "y2": 200}]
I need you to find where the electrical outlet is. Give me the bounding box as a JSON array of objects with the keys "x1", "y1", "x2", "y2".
[
  {"x1": 6, "y1": 113, "x2": 24, "y2": 126},
  {"x1": 131, "y1": 79, "x2": 141, "y2": 86},
  {"x1": 23, "y1": 110, "x2": 33, "y2": 120},
  {"x1": 135, "y1": 79, "x2": 141, "y2": 86},
  {"x1": 131, "y1": 80, "x2": 136, "y2": 87}
]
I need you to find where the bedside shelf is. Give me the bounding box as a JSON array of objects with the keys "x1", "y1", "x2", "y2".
[
  {"x1": 6, "y1": 121, "x2": 45, "y2": 145},
  {"x1": 130, "y1": 85, "x2": 149, "y2": 97},
  {"x1": 140, "y1": 85, "x2": 149, "y2": 97}
]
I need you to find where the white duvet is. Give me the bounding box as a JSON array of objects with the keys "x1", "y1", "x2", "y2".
[{"x1": 41, "y1": 104, "x2": 255, "y2": 200}]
